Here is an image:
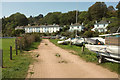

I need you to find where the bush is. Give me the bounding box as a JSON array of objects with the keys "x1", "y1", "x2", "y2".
[{"x1": 16, "y1": 34, "x2": 41, "y2": 50}]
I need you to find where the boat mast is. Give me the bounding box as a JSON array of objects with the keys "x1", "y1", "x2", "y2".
[
  {"x1": 76, "y1": 10, "x2": 78, "y2": 37},
  {"x1": 116, "y1": 27, "x2": 120, "y2": 33},
  {"x1": 76, "y1": 10, "x2": 78, "y2": 24}
]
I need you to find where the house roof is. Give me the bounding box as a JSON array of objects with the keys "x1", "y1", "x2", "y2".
[
  {"x1": 24, "y1": 24, "x2": 60, "y2": 28},
  {"x1": 95, "y1": 20, "x2": 108, "y2": 25},
  {"x1": 70, "y1": 23, "x2": 83, "y2": 27}
]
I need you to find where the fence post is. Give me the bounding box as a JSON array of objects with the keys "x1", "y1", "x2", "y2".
[
  {"x1": 15, "y1": 39, "x2": 18, "y2": 55},
  {"x1": 82, "y1": 43, "x2": 85, "y2": 53},
  {"x1": 0, "y1": 49, "x2": 3, "y2": 68},
  {"x1": 20, "y1": 40, "x2": 22, "y2": 53},
  {"x1": 10, "y1": 46, "x2": 12, "y2": 60}
]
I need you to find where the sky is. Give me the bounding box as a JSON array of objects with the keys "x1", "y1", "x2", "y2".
[{"x1": 1, "y1": 2, "x2": 119, "y2": 18}]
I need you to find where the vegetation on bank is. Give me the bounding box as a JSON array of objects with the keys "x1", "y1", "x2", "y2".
[
  {"x1": 49, "y1": 39, "x2": 120, "y2": 74},
  {"x1": 1, "y1": 2, "x2": 120, "y2": 37},
  {"x1": 17, "y1": 33, "x2": 41, "y2": 50},
  {"x1": 1, "y1": 35, "x2": 41, "y2": 79}
]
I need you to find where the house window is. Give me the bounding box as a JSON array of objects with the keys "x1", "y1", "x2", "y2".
[{"x1": 77, "y1": 26, "x2": 79, "y2": 28}]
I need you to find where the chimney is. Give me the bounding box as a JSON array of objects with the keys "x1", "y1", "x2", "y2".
[
  {"x1": 82, "y1": 23, "x2": 84, "y2": 25},
  {"x1": 95, "y1": 21, "x2": 97, "y2": 23}
]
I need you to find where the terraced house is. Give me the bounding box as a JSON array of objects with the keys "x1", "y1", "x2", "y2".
[{"x1": 16, "y1": 24, "x2": 62, "y2": 33}]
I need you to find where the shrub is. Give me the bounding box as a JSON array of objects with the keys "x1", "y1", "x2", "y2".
[{"x1": 16, "y1": 34, "x2": 41, "y2": 50}]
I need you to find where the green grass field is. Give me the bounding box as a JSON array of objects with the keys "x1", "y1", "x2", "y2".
[
  {"x1": 49, "y1": 39, "x2": 120, "y2": 74},
  {"x1": 1, "y1": 38, "x2": 40, "y2": 79}
]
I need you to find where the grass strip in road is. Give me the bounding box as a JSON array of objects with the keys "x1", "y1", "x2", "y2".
[
  {"x1": 49, "y1": 39, "x2": 120, "y2": 74},
  {"x1": 1, "y1": 38, "x2": 40, "y2": 79}
]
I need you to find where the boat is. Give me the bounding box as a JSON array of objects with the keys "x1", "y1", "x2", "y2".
[
  {"x1": 57, "y1": 38, "x2": 71, "y2": 45},
  {"x1": 85, "y1": 32, "x2": 120, "y2": 63},
  {"x1": 71, "y1": 37, "x2": 85, "y2": 46},
  {"x1": 85, "y1": 38, "x2": 104, "y2": 45}
]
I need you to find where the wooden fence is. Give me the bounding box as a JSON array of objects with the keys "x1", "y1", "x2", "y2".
[{"x1": 0, "y1": 39, "x2": 22, "y2": 68}]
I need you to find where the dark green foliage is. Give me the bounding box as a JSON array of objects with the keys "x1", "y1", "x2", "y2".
[
  {"x1": 88, "y1": 2, "x2": 107, "y2": 20},
  {"x1": 83, "y1": 30, "x2": 99, "y2": 38},
  {"x1": 116, "y1": 1, "x2": 120, "y2": 18},
  {"x1": 2, "y1": 12, "x2": 28, "y2": 36},
  {"x1": 43, "y1": 12, "x2": 61, "y2": 24},
  {"x1": 78, "y1": 11, "x2": 89, "y2": 24},
  {"x1": 2, "y1": 2, "x2": 120, "y2": 37}
]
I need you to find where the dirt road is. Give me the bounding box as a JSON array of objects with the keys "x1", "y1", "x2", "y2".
[{"x1": 27, "y1": 39, "x2": 118, "y2": 78}]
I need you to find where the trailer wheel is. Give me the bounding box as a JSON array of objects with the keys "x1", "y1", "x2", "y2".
[{"x1": 98, "y1": 56, "x2": 104, "y2": 64}]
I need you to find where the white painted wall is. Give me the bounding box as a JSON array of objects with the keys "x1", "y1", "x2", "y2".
[
  {"x1": 25, "y1": 27, "x2": 61, "y2": 33},
  {"x1": 92, "y1": 24, "x2": 108, "y2": 32},
  {"x1": 69, "y1": 26, "x2": 83, "y2": 32}
]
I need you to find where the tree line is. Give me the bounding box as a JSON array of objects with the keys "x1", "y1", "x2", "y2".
[{"x1": 1, "y1": 2, "x2": 120, "y2": 37}]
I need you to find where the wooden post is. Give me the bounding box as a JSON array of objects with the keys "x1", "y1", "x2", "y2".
[
  {"x1": 10, "y1": 46, "x2": 12, "y2": 60},
  {"x1": 70, "y1": 38, "x2": 72, "y2": 47},
  {"x1": 20, "y1": 40, "x2": 22, "y2": 53},
  {"x1": 0, "y1": 49, "x2": 3, "y2": 68},
  {"x1": 15, "y1": 39, "x2": 18, "y2": 55},
  {"x1": 82, "y1": 43, "x2": 85, "y2": 53},
  {"x1": 20, "y1": 44, "x2": 22, "y2": 53}
]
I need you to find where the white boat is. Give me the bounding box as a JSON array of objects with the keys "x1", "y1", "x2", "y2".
[
  {"x1": 57, "y1": 38, "x2": 71, "y2": 45},
  {"x1": 85, "y1": 44, "x2": 119, "y2": 55},
  {"x1": 85, "y1": 44, "x2": 120, "y2": 63},
  {"x1": 85, "y1": 32, "x2": 120, "y2": 63},
  {"x1": 72, "y1": 37, "x2": 85, "y2": 46},
  {"x1": 90, "y1": 37, "x2": 105, "y2": 44}
]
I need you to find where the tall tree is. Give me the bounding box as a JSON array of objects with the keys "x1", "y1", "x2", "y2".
[
  {"x1": 44, "y1": 12, "x2": 61, "y2": 24},
  {"x1": 9, "y1": 12, "x2": 28, "y2": 26},
  {"x1": 116, "y1": 1, "x2": 120, "y2": 18},
  {"x1": 107, "y1": 6, "x2": 116, "y2": 17},
  {"x1": 88, "y1": 2, "x2": 107, "y2": 20}
]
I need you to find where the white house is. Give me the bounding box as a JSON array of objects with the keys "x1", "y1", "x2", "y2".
[
  {"x1": 69, "y1": 23, "x2": 84, "y2": 32},
  {"x1": 24, "y1": 24, "x2": 62, "y2": 33},
  {"x1": 91, "y1": 20, "x2": 109, "y2": 32}
]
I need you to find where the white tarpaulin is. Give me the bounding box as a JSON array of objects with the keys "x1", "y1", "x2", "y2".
[{"x1": 85, "y1": 44, "x2": 120, "y2": 55}]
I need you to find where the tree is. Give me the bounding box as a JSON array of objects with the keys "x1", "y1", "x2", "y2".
[
  {"x1": 2, "y1": 12, "x2": 28, "y2": 36},
  {"x1": 59, "y1": 13, "x2": 69, "y2": 25},
  {"x1": 116, "y1": 1, "x2": 120, "y2": 31},
  {"x1": 107, "y1": 6, "x2": 117, "y2": 17},
  {"x1": 43, "y1": 12, "x2": 61, "y2": 24},
  {"x1": 116, "y1": 1, "x2": 120, "y2": 18},
  {"x1": 78, "y1": 11, "x2": 89, "y2": 23},
  {"x1": 88, "y1": 2, "x2": 107, "y2": 20},
  {"x1": 9, "y1": 12, "x2": 28, "y2": 26}
]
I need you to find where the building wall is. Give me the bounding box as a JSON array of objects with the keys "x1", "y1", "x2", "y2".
[
  {"x1": 92, "y1": 24, "x2": 108, "y2": 32},
  {"x1": 69, "y1": 26, "x2": 83, "y2": 32},
  {"x1": 25, "y1": 27, "x2": 61, "y2": 33}
]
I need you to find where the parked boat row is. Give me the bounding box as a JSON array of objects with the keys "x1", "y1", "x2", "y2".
[{"x1": 57, "y1": 32, "x2": 120, "y2": 64}]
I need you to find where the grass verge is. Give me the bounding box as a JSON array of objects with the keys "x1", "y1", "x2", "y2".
[
  {"x1": 24, "y1": 41, "x2": 41, "y2": 51},
  {"x1": 1, "y1": 38, "x2": 40, "y2": 79},
  {"x1": 49, "y1": 39, "x2": 120, "y2": 74}
]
